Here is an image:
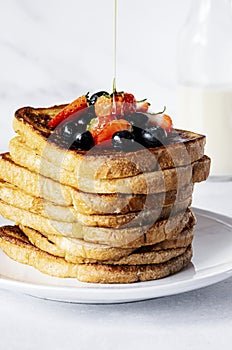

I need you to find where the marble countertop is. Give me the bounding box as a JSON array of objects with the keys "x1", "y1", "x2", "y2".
[{"x1": 1, "y1": 0, "x2": 232, "y2": 349}]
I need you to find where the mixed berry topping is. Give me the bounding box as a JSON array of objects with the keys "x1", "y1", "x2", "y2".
[
  {"x1": 89, "y1": 91, "x2": 109, "y2": 106},
  {"x1": 71, "y1": 130, "x2": 94, "y2": 151},
  {"x1": 48, "y1": 90, "x2": 173, "y2": 151},
  {"x1": 112, "y1": 130, "x2": 137, "y2": 152},
  {"x1": 124, "y1": 112, "x2": 149, "y2": 129},
  {"x1": 48, "y1": 95, "x2": 88, "y2": 128},
  {"x1": 134, "y1": 126, "x2": 167, "y2": 148}
]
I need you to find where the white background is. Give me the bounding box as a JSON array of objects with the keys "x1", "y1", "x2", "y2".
[{"x1": 0, "y1": 1, "x2": 232, "y2": 349}]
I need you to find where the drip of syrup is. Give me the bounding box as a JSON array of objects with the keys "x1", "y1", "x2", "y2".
[
  {"x1": 112, "y1": 0, "x2": 117, "y2": 115},
  {"x1": 113, "y1": 0, "x2": 117, "y2": 92}
]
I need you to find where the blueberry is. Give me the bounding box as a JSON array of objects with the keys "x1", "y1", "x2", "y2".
[
  {"x1": 132, "y1": 126, "x2": 144, "y2": 142},
  {"x1": 89, "y1": 91, "x2": 109, "y2": 105},
  {"x1": 77, "y1": 106, "x2": 96, "y2": 126},
  {"x1": 60, "y1": 106, "x2": 96, "y2": 142},
  {"x1": 61, "y1": 121, "x2": 80, "y2": 142},
  {"x1": 72, "y1": 130, "x2": 94, "y2": 150},
  {"x1": 135, "y1": 126, "x2": 167, "y2": 148},
  {"x1": 112, "y1": 130, "x2": 138, "y2": 152},
  {"x1": 124, "y1": 112, "x2": 149, "y2": 129}
]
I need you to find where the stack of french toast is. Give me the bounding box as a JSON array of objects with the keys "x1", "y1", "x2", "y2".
[{"x1": 0, "y1": 92, "x2": 210, "y2": 283}]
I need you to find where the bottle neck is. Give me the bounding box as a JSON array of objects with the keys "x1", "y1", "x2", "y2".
[
  {"x1": 189, "y1": 0, "x2": 232, "y2": 21},
  {"x1": 178, "y1": 0, "x2": 232, "y2": 88}
]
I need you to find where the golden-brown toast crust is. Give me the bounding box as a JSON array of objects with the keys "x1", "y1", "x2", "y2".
[
  {"x1": 71, "y1": 183, "x2": 194, "y2": 215},
  {"x1": 1, "y1": 151, "x2": 210, "y2": 194},
  {"x1": 0, "y1": 199, "x2": 196, "y2": 248},
  {"x1": 0, "y1": 225, "x2": 192, "y2": 283},
  {"x1": 0, "y1": 179, "x2": 192, "y2": 226},
  {"x1": 76, "y1": 155, "x2": 210, "y2": 194},
  {"x1": 0, "y1": 153, "x2": 72, "y2": 206},
  {"x1": 0, "y1": 179, "x2": 194, "y2": 218},
  {"x1": 21, "y1": 225, "x2": 193, "y2": 265},
  {"x1": 14, "y1": 105, "x2": 206, "y2": 180}
]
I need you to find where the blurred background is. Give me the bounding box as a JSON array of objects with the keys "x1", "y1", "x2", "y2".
[
  {"x1": 0, "y1": 0, "x2": 232, "y2": 175},
  {"x1": 0, "y1": 0, "x2": 191, "y2": 130}
]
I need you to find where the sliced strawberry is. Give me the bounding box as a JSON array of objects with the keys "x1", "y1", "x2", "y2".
[
  {"x1": 112, "y1": 92, "x2": 136, "y2": 116},
  {"x1": 96, "y1": 92, "x2": 137, "y2": 118},
  {"x1": 93, "y1": 119, "x2": 131, "y2": 145},
  {"x1": 123, "y1": 93, "x2": 136, "y2": 115},
  {"x1": 95, "y1": 95, "x2": 112, "y2": 118},
  {"x1": 148, "y1": 113, "x2": 173, "y2": 134},
  {"x1": 112, "y1": 92, "x2": 124, "y2": 116},
  {"x1": 48, "y1": 95, "x2": 88, "y2": 128},
  {"x1": 136, "y1": 101, "x2": 150, "y2": 113},
  {"x1": 88, "y1": 115, "x2": 117, "y2": 140}
]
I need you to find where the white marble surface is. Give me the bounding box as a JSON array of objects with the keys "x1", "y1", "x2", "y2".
[{"x1": 1, "y1": 1, "x2": 232, "y2": 349}]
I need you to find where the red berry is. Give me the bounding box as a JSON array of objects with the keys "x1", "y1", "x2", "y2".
[
  {"x1": 136, "y1": 101, "x2": 150, "y2": 113},
  {"x1": 88, "y1": 115, "x2": 117, "y2": 141},
  {"x1": 94, "y1": 95, "x2": 112, "y2": 118},
  {"x1": 95, "y1": 92, "x2": 136, "y2": 118},
  {"x1": 48, "y1": 95, "x2": 88, "y2": 128},
  {"x1": 148, "y1": 113, "x2": 173, "y2": 134},
  {"x1": 93, "y1": 119, "x2": 131, "y2": 144},
  {"x1": 123, "y1": 93, "x2": 136, "y2": 115},
  {"x1": 111, "y1": 93, "x2": 124, "y2": 116}
]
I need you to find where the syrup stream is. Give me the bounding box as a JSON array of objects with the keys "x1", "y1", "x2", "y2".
[
  {"x1": 112, "y1": 0, "x2": 118, "y2": 115},
  {"x1": 113, "y1": 0, "x2": 117, "y2": 93}
]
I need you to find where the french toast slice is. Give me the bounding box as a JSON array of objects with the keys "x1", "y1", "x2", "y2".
[
  {"x1": 19, "y1": 226, "x2": 134, "y2": 261},
  {"x1": 62, "y1": 197, "x2": 192, "y2": 228},
  {"x1": 71, "y1": 183, "x2": 194, "y2": 215},
  {"x1": 0, "y1": 154, "x2": 198, "y2": 215},
  {"x1": 38, "y1": 225, "x2": 194, "y2": 262},
  {"x1": 0, "y1": 153, "x2": 72, "y2": 206},
  {"x1": 10, "y1": 136, "x2": 78, "y2": 188},
  {"x1": 0, "y1": 180, "x2": 192, "y2": 226},
  {"x1": 21, "y1": 225, "x2": 193, "y2": 265},
  {"x1": 13, "y1": 105, "x2": 206, "y2": 180},
  {"x1": 75, "y1": 155, "x2": 210, "y2": 194},
  {"x1": 0, "y1": 200, "x2": 195, "y2": 248},
  {"x1": 0, "y1": 179, "x2": 193, "y2": 220},
  {"x1": 0, "y1": 180, "x2": 76, "y2": 222},
  {"x1": 2, "y1": 149, "x2": 211, "y2": 194},
  {"x1": 0, "y1": 225, "x2": 192, "y2": 283}
]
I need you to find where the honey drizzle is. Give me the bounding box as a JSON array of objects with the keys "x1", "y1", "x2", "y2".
[{"x1": 112, "y1": 0, "x2": 117, "y2": 115}]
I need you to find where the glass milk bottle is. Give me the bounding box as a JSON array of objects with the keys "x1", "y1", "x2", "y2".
[{"x1": 177, "y1": 0, "x2": 232, "y2": 177}]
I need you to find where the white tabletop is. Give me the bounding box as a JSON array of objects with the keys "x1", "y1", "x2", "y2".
[{"x1": 0, "y1": 180, "x2": 231, "y2": 350}]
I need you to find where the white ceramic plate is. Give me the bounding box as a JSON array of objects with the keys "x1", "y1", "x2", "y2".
[{"x1": 0, "y1": 208, "x2": 232, "y2": 304}]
